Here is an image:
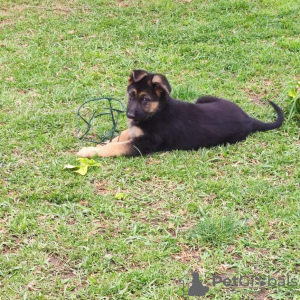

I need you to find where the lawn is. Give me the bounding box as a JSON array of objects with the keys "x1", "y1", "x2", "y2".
[{"x1": 0, "y1": 0, "x2": 299, "y2": 299}]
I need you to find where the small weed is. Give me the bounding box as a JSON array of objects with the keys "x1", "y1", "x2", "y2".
[
  {"x1": 187, "y1": 216, "x2": 247, "y2": 246},
  {"x1": 286, "y1": 81, "x2": 300, "y2": 123}
]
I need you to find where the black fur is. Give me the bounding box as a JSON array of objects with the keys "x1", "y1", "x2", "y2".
[{"x1": 126, "y1": 70, "x2": 284, "y2": 156}]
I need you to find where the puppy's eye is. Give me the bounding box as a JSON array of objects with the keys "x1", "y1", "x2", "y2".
[
  {"x1": 142, "y1": 97, "x2": 149, "y2": 104},
  {"x1": 129, "y1": 92, "x2": 135, "y2": 101}
]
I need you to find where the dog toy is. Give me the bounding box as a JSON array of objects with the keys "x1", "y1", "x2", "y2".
[{"x1": 76, "y1": 97, "x2": 126, "y2": 144}]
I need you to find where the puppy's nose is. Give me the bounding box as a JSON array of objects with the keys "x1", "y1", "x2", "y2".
[{"x1": 127, "y1": 112, "x2": 136, "y2": 119}]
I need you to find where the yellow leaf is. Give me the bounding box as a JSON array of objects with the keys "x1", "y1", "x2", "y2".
[{"x1": 75, "y1": 165, "x2": 88, "y2": 175}]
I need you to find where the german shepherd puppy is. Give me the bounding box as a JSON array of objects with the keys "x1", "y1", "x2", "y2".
[{"x1": 77, "y1": 70, "x2": 284, "y2": 158}]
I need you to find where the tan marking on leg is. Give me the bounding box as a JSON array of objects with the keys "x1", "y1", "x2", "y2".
[
  {"x1": 77, "y1": 141, "x2": 134, "y2": 158},
  {"x1": 97, "y1": 141, "x2": 134, "y2": 157},
  {"x1": 110, "y1": 129, "x2": 131, "y2": 142},
  {"x1": 130, "y1": 126, "x2": 144, "y2": 139},
  {"x1": 77, "y1": 146, "x2": 101, "y2": 158}
]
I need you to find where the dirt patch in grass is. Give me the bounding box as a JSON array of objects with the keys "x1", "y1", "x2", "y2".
[
  {"x1": 215, "y1": 264, "x2": 236, "y2": 278},
  {"x1": 94, "y1": 180, "x2": 111, "y2": 195},
  {"x1": 145, "y1": 157, "x2": 162, "y2": 165},
  {"x1": 172, "y1": 249, "x2": 201, "y2": 263},
  {"x1": 48, "y1": 254, "x2": 79, "y2": 280},
  {"x1": 1, "y1": 243, "x2": 20, "y2": 254},
  {"x1": 172, "y1": 243, "x2": 202, "y2": 263},
  {"x1": 48, "y1": 255, "x2": 64, "y2": 268},
  {"x1": 244, "y1": 79, "x2": 275, "y2": 105},
  {"x1": 1, "y1": 234, "x2": 23, "y2": 254},
  {"x1": 244, "y1": 88, "x2": 265, "y2": 105},
  {"x1": 117, "y1": 0, "x2": 137, "y2": 8},
  {"x1": 257, "y1": 288, "x2": 268, "y2": 300},
  {"x1": 87, "y1": 217, "x2": 123, "y2": 237},
  {"x1": 119, "y1": 254, "x2": 149, "y2": 271},
  {"x1": 0, "y1": 1, "x2": 90, "y2": 19},
  {"x1": 46, "y1": 254, "x2": 88, "y2": 292},
  {"x1": 0, "y1": 19, "x2": 14, "y2": 28}
]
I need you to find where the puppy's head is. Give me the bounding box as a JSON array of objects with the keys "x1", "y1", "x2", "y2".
[{"x1": 126, "y1": 70, "x2": 171, "y2": 125}]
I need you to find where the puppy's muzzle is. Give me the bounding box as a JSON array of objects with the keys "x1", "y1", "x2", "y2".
[{"x1": 126, "y1": 112, "x2": 136, "y2": 120}]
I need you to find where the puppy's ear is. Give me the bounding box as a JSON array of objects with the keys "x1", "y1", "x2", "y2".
[
  {"x1": 152, "y1": 74, "x2": 172, "y2": 98},
  {"x1": 128, "y1": 70, "x2": 148, "y2": 84}
]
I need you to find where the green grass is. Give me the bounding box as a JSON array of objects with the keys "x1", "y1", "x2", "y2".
[
  {"x1": 187, "y1": 216, "x2": 247, "y2": 247},
  {"x1": 0, "y1": 0, "x2": 299, "y2": 299}
]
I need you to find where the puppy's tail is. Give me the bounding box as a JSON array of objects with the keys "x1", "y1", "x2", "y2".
[{"x1": 252, "y1": 101, "x2": 284, "y2": 133}]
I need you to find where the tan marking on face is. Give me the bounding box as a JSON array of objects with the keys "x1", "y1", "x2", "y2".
[
  {"x1": 127, "y1": 88, "x2": 137, "y2": 97},
  {"x1": 138, "y1": 92, "x2": 148, "y2": 98},
  {"x1": 147, "y1": 101, "x2": 159, "y2": 113},
  {"x1": 154, "y1": 89, "x2": 163, "y2": 98},
  {"x1": 130, "y1": 126, "x2": 144, "y2": 139}
]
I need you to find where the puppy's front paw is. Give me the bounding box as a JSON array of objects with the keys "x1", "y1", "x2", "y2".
[{"x1": 77, "y1": 147, "x2": 99, "y2": 158}]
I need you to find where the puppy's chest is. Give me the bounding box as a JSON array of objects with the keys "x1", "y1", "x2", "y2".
[
  {"x1": 129, "y1": 122, "x2": 176, "y2": 144},
  {"x1": 129, "y1": 126, "x2": 144, "y2": 139}
]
